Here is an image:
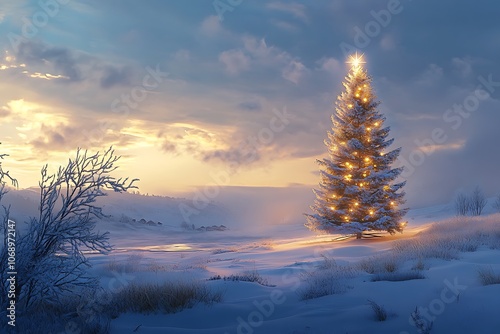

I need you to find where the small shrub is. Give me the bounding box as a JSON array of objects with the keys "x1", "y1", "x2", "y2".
[
  {"x1": 455, "y1": 187, "x2": 487, "y2": 216},
  {"x1": 299, "y1": 256, "x2": 356, "y2": 300},
  {"x1": 383, "y1": 258, "x2": 398, "y2": 273},
  {"x1": 216, "y1": 270, "x2": 274, "y2": 287},
  {"x1": 470, "y1": 186, "x2": 487, "y2": 216},
  {"x1": 367, "y1": 299, "x2": 387, "y2": 321},
  {"x1": 358, "y1": 255, "x2": 402, "y2": 275},
  {"x1": 477, "y1": 266, "x2": 500, "y2": 286},
  {"x1": 455, "y1": 193, "x2": 471, "y2": 216},
  {"x1": 372, "y1": 271, "x2": 425, "y2": 282},
  {"x1": 412, "y1": 258, "x2": 426, "y2": 271},
  {"x1": 358, "y1": 257, "x2": 376, "y2": 274},
  {"x1": 110, "y1": 281, "x2": 223, "y2": 314},
  {"x1": 411, "y1": 307, "x2": 433, "y2": 334}
]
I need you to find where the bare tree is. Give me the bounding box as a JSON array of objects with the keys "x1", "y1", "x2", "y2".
[
  {"x1": 0, "y1": 147, "x2": 138, "y2": 311},
  {"x1": 0, "y1": 145, "x2": 18, "y2": 188},
  {"x1": 469, "y1": 186, "x2": 487, "y2": 216},
  {"x1": 454, "y1": 193, "x2": 470, "y2": 216}
]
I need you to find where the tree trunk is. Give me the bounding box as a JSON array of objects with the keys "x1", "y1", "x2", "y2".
[{"x1": 356, "y1": 232, "x2": 362, "y2": 239}]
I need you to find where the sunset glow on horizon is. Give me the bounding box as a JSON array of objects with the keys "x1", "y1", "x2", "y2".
[{"x1": 1, "y1": 1, "x2": 499, "y2": 208}]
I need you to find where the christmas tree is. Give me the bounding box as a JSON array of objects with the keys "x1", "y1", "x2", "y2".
[{"x1": 305, "y1": 53, "x2": 408, "y2": 239}]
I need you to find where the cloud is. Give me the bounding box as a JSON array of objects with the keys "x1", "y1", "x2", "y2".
[
  {"x1": 270, "y1": 19, "x2": 299, "y2": 32},
  {"x1": 200, "y1": 15, "x2": 223, "y2": 37},
  {"x1": 1, "y1": 99, "x2": 140, "y2": 154},
  {"x1": 0, "y1": 107, "x2": 10, "y2": 118},
  {"x1": 174, "y1": 49, "x2": 191, "y2": 62},
  {"x1": 451, "y1": 57, "x2": 472, "y2": 77},
  {"x1": 16, "y1": 41, "x2": 83, "y2": 81},
  {"x1": 243, "y1": 37, "x2": 281, "y2": 60},
  {"x1": 30, "y1": 123, "x2": 74, "y2": 150},
  {"x1": 100, "y1": 65, "x2": 133, "y2": 88},
  {"x1": 238, "y1": 101, "x2": 262, "y2": 111},
  {"x1": 267, "y1": 2, "x2": 308, "y2": 23},
  {"x1": 28, "y1": 72, "x2": 68, "y2": 80},
  {"x1": 317, "y1": 57, "x2": 341, "y2": 74},
  {"x1": 417, "y1": 139, "x2": 466, "y2": 154},
  {"x1": 158, "y1": 123, "x2": 223, "y2": 157},
  {"x1": 202, "y1": 146, "x2": 262, "y2": 167},
  {"x1": 282, "y1": 60, "x2": 307, "y2": 84},
  {"x1": 417, "y1": 64, "x2": 443, "y2": 85},
  {"x1": 219, "y1": 49, "x2": 250, "y2": 75},
  {"x1": 238, "y1": 36, "x2": 310, "y2": 84}
]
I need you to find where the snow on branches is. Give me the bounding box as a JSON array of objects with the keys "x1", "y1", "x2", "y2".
[{"x1": 305, "y1": 55, "x2": 408, "y2": 238}]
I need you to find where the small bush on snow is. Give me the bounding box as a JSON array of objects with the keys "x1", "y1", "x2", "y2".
[
  {"x1": 109, "y1": 281, "x2": 223, "y2": 314},
  {"x1": 358, "y1": 255, "x2": 403, "y2": 275},
  {"x1": 208, "y1": 269, "x2": 274, "y2": 286},
  {"x1": 299, "y1": 256, "x2": 356, "y2": 300},
  {"x1": 411, "y1": 307, "x2": 433, "y2": 334},
  {"x1": 477, "y1": 266, "x2": 500, "y2": 286},
  {"x1": 367, "y1": 299, "x2": 387, "y2": 321},
  {"x1": 411, "y1": 258, "x2": 426, "y2": 271}
]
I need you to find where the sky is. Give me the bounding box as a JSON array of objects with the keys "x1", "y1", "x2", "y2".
[{"x1": 0, "y1": 0, "x2": 500, "y2": 209}]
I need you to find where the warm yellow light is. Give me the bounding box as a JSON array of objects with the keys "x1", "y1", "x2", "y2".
[
  {"x1": 391, "y1": 201, "x2": 395, "y2": 205},
  {"x1": 380, "y1": 152, "x2": 384, "y2": 156},
  {"x1": 363, "y1": 98, "x2": 367, "y2": 102},
  {"x1": 364, "y1": 157, "x2": 370, "y2": 162},
  {"x1": 353, "y1": 151, "x2": 358, "y2": 155},
  {"x1": 369, "y1": 210, "x2": 374, "y2": 215},
  {"x1": 355, "y1": 93, "x2": 360, "y2": 97},
  {"x1": 330, "y1": 206, "x2": 335, "y2": 210},
  {"x1": 363, "y1": 84, "x2": 367, "y2": 87},
  {"x1": 374, "y1": 122, "x2": 379, "y2": 126},
  {"x1": 347, "y1": 52, "x2": 366, "y2": 70},
  {"x1": 344, "y1": 216, "x2": 349, "y2": 221},
  {"x1": 355, "y1": 202, "x2": 359, "y2": 206},
  {"x1": 366, "y1": 127, "x2": 371, "y2": 131},
  {"x1": 349, "y1": 209, "x2": 353, "y2": 212},
  {"x1": 348, "y1": 104, "x2": 353, "y2": 108}
]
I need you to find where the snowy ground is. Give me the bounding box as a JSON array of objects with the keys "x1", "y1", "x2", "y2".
[{"x1": 4, "y1": 189, "x2": 500, "y2": 333}]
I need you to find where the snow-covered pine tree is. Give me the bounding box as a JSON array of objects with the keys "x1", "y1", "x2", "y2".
[{"x1": 305, "y1": 53, "x2": 408, "y2": 239}]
